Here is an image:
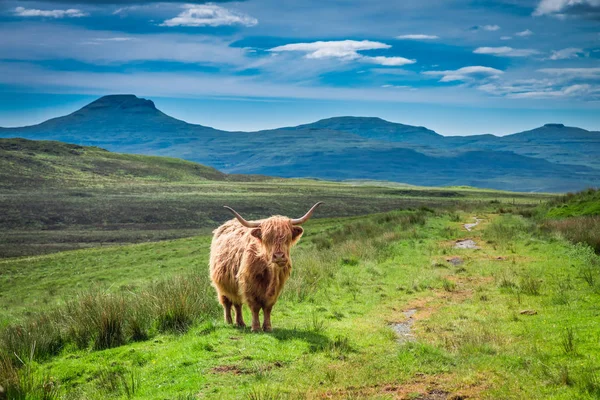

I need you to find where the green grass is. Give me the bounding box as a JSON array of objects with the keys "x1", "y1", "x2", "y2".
[
  {"x1": 543, "y1": 188, "x2": 600, "y2": 219},
  {"x1": 1, "y1": 208, "x2": 599, "y2": 399}
]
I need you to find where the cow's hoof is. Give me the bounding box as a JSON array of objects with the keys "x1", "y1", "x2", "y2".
[
  {"x1": 236, "y1": 322, "x2": 246, "y2": 328},
  {"x1": 251, "y1": 326, "x2": 261, "y2": 333},
  {"x1": 263, "y1": 325, "x2": 272, "y2": 332}
]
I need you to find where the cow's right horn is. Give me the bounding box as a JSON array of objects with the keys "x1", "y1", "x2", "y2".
[
  {"x1": 291, "y1": 202, "x2": 323, "y2": 225},
  {"x1": 224, "y1": 206, "x2": 261, "y2": 228}
]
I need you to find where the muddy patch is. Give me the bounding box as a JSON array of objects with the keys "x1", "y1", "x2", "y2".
[
  {"x1": 391, "y1": 309, "x2": 417, "y2": 342},
  {"x1": 464, "y1": 217, "x2": 482, "y2": 232},
  {"x1": 211, "y1": 365, "x2": 246, "y2": 375},
  {"x1": 414, "y1": 390, "x2": 453, "y2": 400},
  {"x1": 445, "y1": 256, "x2": 464, "y2": 266},
  {"x1": 454, "y1": 239, "x2": 479, "y2": 249}
]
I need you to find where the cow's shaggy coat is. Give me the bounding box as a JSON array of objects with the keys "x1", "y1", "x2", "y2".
[{"x1": 209, "y1": 204, "x2": 321, "y2": 332}]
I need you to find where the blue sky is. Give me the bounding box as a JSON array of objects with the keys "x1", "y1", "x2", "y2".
[{"x1": 0, "y1": 0, "x2": 599, "y2": 135}]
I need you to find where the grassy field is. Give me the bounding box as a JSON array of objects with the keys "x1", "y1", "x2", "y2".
[
  {"x1": 1, "y1": 206, "x2": 599, "y2": 399},
  {"x1": 0, "y1": 138, "x2": 551, "y2": 258}
]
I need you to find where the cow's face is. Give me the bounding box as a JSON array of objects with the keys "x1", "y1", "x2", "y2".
[{"x1": 251, "y1": 217, "x2": 303, "y2": 266}]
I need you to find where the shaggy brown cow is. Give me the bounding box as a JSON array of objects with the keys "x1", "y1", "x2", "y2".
[{"x1": 209, "y1": 202, "x2": 322, "y2": 332}]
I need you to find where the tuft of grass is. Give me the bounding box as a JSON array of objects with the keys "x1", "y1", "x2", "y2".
[
  {"x1": 519, "y1": 274, "x2": 542, "y2": 296},
  {"x1": 0, "y1": 345, "x2": 61, "y2": 400},
  {"x1": 561, "y1": 327, "x2": 576, "y2": 354},
  {"x1": 247, "y1": 387, "x2": 283, "y2": 400},
  {"x1": 0, "y1": 313, "x2": 63, "y2": 362},
  {"x1": 96, "y1": 366, "x2": 139, "y2": 399},
  {"x1": 441, "y1": 278, "x2": 456, "y2": 292}
]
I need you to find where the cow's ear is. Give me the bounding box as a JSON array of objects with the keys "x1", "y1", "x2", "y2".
[
  {"x1": 291, "y1": 226, "x2": 304, "y2": 241},
  {"x1": 250, "y1": 228, "x2": 262, "y2": 241}
]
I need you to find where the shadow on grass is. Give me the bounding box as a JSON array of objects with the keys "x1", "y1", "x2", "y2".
[{"x1": 270, "y1": 327, "x2": 331, "y2": 353}]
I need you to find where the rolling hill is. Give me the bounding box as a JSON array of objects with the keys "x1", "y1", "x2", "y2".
[{"x1": 1, "y1": 94, "x2": 599, "y2": 192}]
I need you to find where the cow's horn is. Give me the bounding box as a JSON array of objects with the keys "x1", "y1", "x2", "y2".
[
  {"x1": 291, "y1": 202, "x2": 323, "y2": 225},
  {"x1": 224, "y1": 206, "x2": 261, "y2": 228}
]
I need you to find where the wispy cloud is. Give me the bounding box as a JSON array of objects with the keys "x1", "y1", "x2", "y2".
[
  {"x1": 533, "y1": 0, "x2": 600, "y2": 18},
  {"x1": 13, "y1": 7, "x2": 88, "y2": 18},
  {"x1": 515, "y1": 29, "x2": 533, "y2": 37},
  {"x1": 423, "y1": 66, "x2": 503, "y2": 82},
  {"x1": 396, "y1": 34, "x2": 439, "y2": 40},
  {"x1": 471, "y1": 24, "x2": 501, "y2": 31},
  {"x1": 161, "y1": 4, "x2": 258, "y2": 27},
  {"x1": 269, "y1": 40, "x2": 415, "y2": 66},
  {"x1": 478, "y1": 66, "x2": 600, "y2": 100},
  {"x1": 474, "y1": 46, "x2": 540, "y2": 57},
  {"x1": 501, "y1": 36, "x2": 512, "y2": 40},
  {"x1": 549, "y1": 48, "x2": 586, "y2": 60},
  {"x1": 538, "y1": 67, "x2": 600, "y2": 79},
  {"x1": 481, "y1": 81, "x2": 598, "y2": 99},
  {"x1": 94, "y1": 37, "x2": 136, "y2": 42},
  {"x1": 0, "y1": 23, "x2": 249, "y2": 66}
]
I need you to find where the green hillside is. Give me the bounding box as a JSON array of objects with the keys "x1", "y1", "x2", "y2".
[
  {"x1": 0, "y1": 138, "x2": 551, "y2": 258},
  {"x1": 544, "y1": 188, "x2": 600, "y2": 218},
  {"x1": 0, "y1": 138, "x2": 228, "y2": 187}
]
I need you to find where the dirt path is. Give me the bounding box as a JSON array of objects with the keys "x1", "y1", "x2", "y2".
[{"x1": 464, "y1": 217, "x2": 482, "y2": 232}]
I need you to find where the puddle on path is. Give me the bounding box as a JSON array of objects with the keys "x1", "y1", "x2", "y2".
[
  {"x1": 391, "y1": 309, "x2": 417, "y2": 342},
  {"x1": 454, "y1": 239, "x2": 479, "y2": 249}
]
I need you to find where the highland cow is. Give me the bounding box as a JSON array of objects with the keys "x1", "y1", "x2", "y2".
[{"x1": 209, "y1": 202, "x2": 323, "y2": 332}]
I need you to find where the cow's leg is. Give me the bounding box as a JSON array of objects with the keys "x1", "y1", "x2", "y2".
[
  {"x1": 248, "y1": 303, "x2": 261, "y2": 332},
  {"x1": 234, "y1": 304, "x2": 246, "y2": 328},
  {"x1": 220, "y1": 295, "x2": 233, "y2": 324},
  {"x1": 262, "y1": 305, "x2": 273, "y2": 332}
]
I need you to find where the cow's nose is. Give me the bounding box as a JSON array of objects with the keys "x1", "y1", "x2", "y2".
[{"x1": 273, "y1": 252, "x2": 285, "y2": 261}]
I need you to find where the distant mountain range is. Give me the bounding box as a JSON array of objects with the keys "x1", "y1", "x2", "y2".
[{"x1": 1, "y1": 94, "x2": 599, "y2": 192}]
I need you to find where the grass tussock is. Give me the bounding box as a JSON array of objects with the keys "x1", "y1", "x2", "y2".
[
  {"x1": 0, "y1": 271, "x2": 220, "y2": 365},
  {"x1": 0, "y1": 346, "x2": 60, "y2": 400},
  {"x1": 542, "y1": 216, "x2": 600, "y2": 253}
]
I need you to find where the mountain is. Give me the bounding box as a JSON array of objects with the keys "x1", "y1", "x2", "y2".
[
  {"x1": 288, "y1": 116, "x2": 442, "y2": 143},
  {"x1": 1, "y1": 94, "x2": 598, "y2": 192}
]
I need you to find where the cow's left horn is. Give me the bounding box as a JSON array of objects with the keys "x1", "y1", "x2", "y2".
[
  {"x1": 224, "y1": 206, "x2": 261, "y2": 228},
  {"x1": 291, "y1": 202, "x2": 323, "y2": 225}
]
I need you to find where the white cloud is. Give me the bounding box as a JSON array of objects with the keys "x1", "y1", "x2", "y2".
[
  {"x1": 14, "y1": 6, "x2": 87, "y2": 18},
  {"x1": 363, "y1": 56, "x2": 416, "y2": 66},
  {"x1": 483, "y1": 24, "x2": 501, "y2": 31},
  {"x1": 269, "y1": 40, "x2": 415, "y2": 66},
  {"x1": 423, "y1": 66, "x2": 503, "y2": 82},
  {"x1": 270, "y1": 40, "x2": 390, "y2": 60},
  {"x1": 549, "y1": 47, "x2": 586, "y2": 60},
  {"x1": 501, "y1": 36, "x2": 512, "y2": 40},
  {"x1": 515, "y1": 29, "x2": 533, "y2": 37},
  {"x1": 474, "y1": 46, "x2": 540, "y2": 57},
  {"x1": 161, "y1": 4, "x2": 257, "y2": 27},
  {"x1": 396, "y1": 34, "x2": 439, "y2": 40},
  {"x1": 534, "y1": 0, "x2": 600, "y2": 16}
]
